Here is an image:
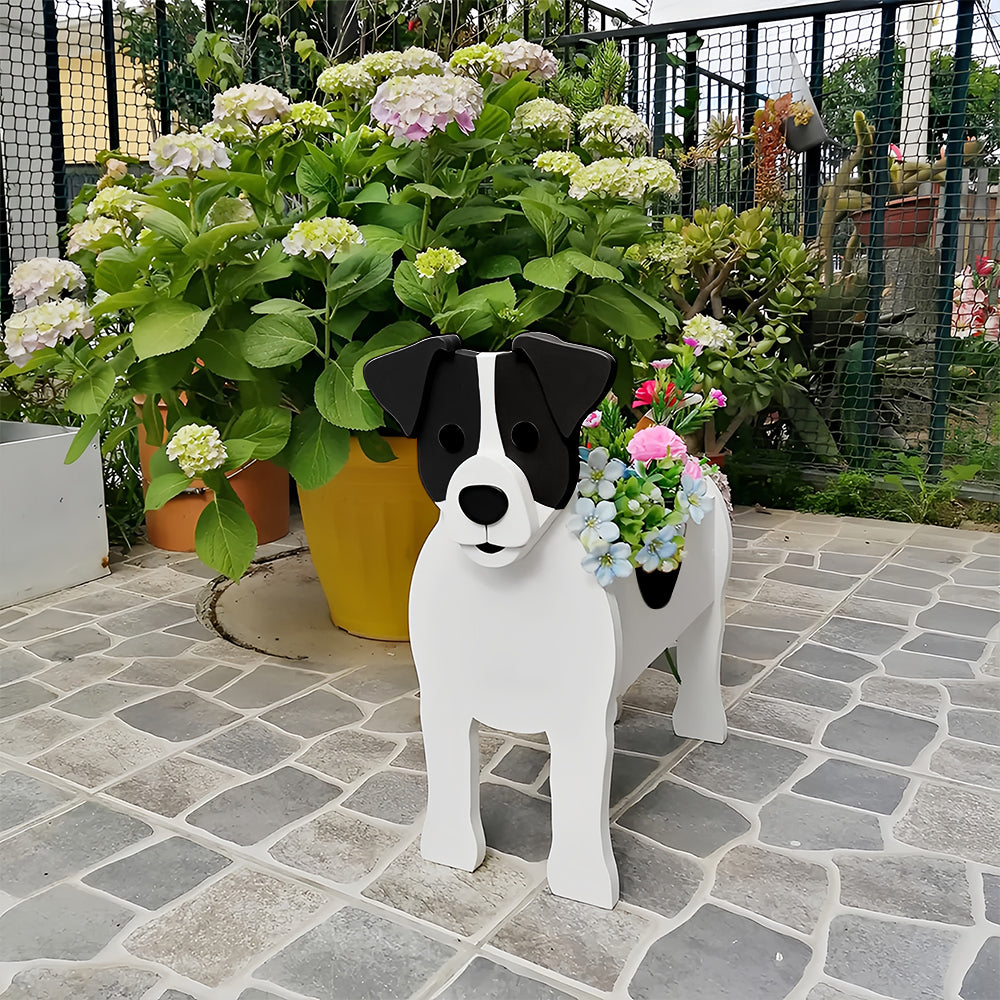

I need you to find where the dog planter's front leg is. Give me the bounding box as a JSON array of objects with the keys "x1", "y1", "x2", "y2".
[
  {"x1": 546, "y1": 701, "x2": 619, "y2": 908},
  {"x1": 672, "y1": 600, "x2": 727, "y2": 743},
  {"x1": 419, "y1": 699, "x2": 486, "y2": 872}
]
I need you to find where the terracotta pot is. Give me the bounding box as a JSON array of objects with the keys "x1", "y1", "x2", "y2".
[
  {"x1": 296, "y1": 436, "x2": 439, "y2": 641},
  {"x1": 851, "y1": 194, "x2": 938, "y2": 248},
  {"x1": 136, "y1": 401, "x2": 289, "y2": 552}
]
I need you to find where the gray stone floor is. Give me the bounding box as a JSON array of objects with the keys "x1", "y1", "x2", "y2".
[{"x1": 0, "y1": 508, "x2": 998, "y2": 1000}]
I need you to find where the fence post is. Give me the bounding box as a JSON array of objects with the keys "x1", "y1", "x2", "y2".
[
  {"x1": 854, "y1": 2, "x2": 898, "y2": 464},
  {"x1": 651, "y1": 38, "x2": 668, "y2": 157},
  {"x1": 681, "y1": 33, "x2": 699, "y2": 217},
  {"x1": 101, "y1": 0, "x2": 120, "y2": 151},
  {"x1": 803, "y1": 15, "x2": 825, "y2": 241},
  {"x1": 41, "y1": 0, "x2": 67, "y2": 238},
  {"x1": 154, "y1": 0, "x2": 171, "y2": 136},
  {"x1": 739, "y1": 23, "x2": 759, "y2": 214},
  {"x1": 626, "y1": 37, "x2": 639, "y2": 112},
  {"x1": 927, "y1": 0, "x2": 975, "y2": 478}
]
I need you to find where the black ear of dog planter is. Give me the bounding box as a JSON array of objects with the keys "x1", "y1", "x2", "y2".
[{"x1": 636, "y1": 562, "x2": 682, "y2": 609}]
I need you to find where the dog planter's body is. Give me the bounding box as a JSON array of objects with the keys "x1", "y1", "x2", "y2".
[{"x1": 365, "y1": 335, "x2": 731, "y2": 909}]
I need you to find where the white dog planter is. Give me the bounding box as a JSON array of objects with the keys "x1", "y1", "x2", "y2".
[{"x1": 364, "y1": 333, "x2": 731, "y2": 908}]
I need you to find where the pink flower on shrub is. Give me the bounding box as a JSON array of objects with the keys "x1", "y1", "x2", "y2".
[
  {"x1": 650, "y1": 359, "x2": 672, "y2": 369},
  {"x1": 583, "y1": 411, "x2": 602, "y2": 429},
  {"x1": 632, "y1": 379, "x2": 677, "y2": 409},
  {"x1": 709, "y1": 388, "x2": 727, "y2": 407},
  {"x1": 627, "y1": 426, "x2": 687, "y2": 464},
  {"x1": 682, "y1": 336, "x2": 704, "y2": 356},
  {"x1": 683, "y1": 456, "x2": 704, "y2": 480}
]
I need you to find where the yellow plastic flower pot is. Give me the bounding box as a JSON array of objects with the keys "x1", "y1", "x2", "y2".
[{"x1": 296, "y1": 436, "x2": 439, "y2": 641}]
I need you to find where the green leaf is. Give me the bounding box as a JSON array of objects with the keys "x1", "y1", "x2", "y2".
[
  {"x1": 216, "y1": 243, "x2": 295, "y2": 301},
  {"x1": 296, "y1": 147, "x2": 342, "y2": 205},
  {"x1": 201, "y1": 168, "x2": 268, "y2": 201},
  {"x1": 355, "y1": 200, "x2": 422, "y2": 231},
  {"x1": 184, "y1": 220, "x2": 258, "y2": 263},
  {"x1": 393, "y1": 260, "x2": 437, "y2": 316},
  {"x1": 144, "y1": 472, "x2": 193, "y2": 511},
  {"x1": 280, "y1": 406, "x2": 350, "y2": 490},
  {"x1": 353, "y1": 181, "x2": 389, "y2": 203},
  {"x1": 436, "y1": 206, "x2": 514, "y2": 235},
  {"x1": 250, "y1": 298, "x2": 314, "y2": 316},
  {"x1": 63, "y1": 415, "x2": 102, "y2": 464},
  {"x1": 357, "y1": 430, "x2": 397, "y2": 463},
  {"x1": 513, "y1": 289, "x2": 563, "y2": 329},
  {"x1": 780, "y1": 386, "x2": 841, "y2": 463},
  {"x1": 470, "y1": 104, "x2": 511, "y2": 141},
  {"x1": 242, "y1": 313, "x2": 317, "y2": 368},
  {"x1": 132, "y1": 300, "x2": 213, "y2": 360},
  {"x1": 195, "y1": 497, "x2": 258, "y2": 579},
  {"x1": 561, "y1": 249, "x2": 623, "y2": 281},
  {"x1": 226, "y1": 406, "x2": 292, "y2": 459},
  {"x1": 352, "y1": 321, "x2": 430, "y2": 388},
  {"x1": 140, "y1": 207, "x2": 194, "y2": 246},
  {"x1": 65, "y1": 366, "x2": 115, "y2": 415},
  {"x1": 408, "y1": 182, "x2": 455, "y2": 200},
  {"x1": 89, "y1": 287, "x2": 156, "y2": 318},
  {"x1": 477, "y1": 254, "x2": 522, "y2": 279},
  {"x1": 523, "y1": 254, "x2": 578, "y2": 291},
  {"x1": 489, "y1": 78, "x2": 539, "y2": 116},
  {"x1": 581, "y1": 285, "x2": 662, "y2": 340},
  {"x1": 194, "y1": 330, "x2": 255, "y2": 380},
  {"x1": 220, "y1": 438, "x2": 257, "y2": 470},
  {"x1": 315, "y1": 354, "x2": 383, "y2": 431},
  {"x1": 94, "y1": 247, "x2": 143, "y2": 294},
  {"x1": 331, "y1": 250, "x2": 394, "y2": 306}
]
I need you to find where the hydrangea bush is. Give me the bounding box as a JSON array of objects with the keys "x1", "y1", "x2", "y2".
[{"x1": 1, "y1": 39, "x2": 813, "y2": 579}]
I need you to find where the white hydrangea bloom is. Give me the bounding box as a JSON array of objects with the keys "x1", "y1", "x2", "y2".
[
  {"x1": 286, "y1": 101, "x2": 337, "y2": 129},
  {"x1": 212, "y1": 83, "x2": 291, "y2": 125},
  {"x1": 86, "y1": 186, "x2": 143, "y2": 219},
  {"x1": 579, "y1": 104, "x2": 651, "y2": 156},
  {"x1": 414, "y1": 247, "x2": 465, "y2": 278},
  {"x1": 317, "y1": 62, "x2": 375, "y2": 96},
  {"x1": 149, "y1": 133, "x2": 231, "y2": 177},
  {"x1": 10, "y1": 257, "x2": 86, "y2": 306},
  {"x1": 448, "y1": 44, "x2": 502, "y2": 76},
  {"x1": 201, "y1": 119, "x2": 253, "y2": 144},
  {"x1": 683, "y1": 314, "x2": 734, "y2": 351},
  {"x1": 358, "y1": 50, "x2": 403, "y2": 80},
  {"x1": 533, "y1": 150, "x2": 584, "y2": 176},
  {"x1": 104, "y1": 158, "x2": 128, "y2": 180},
  {"x1": 492, "y1": 39, "x2": 558, "y2": 81},
  {"x1": 66, "y1": 217, "x2": 127, "y2": 255},
  {"x1": 281, "y1": 217, "x2": 365, "y2": 259},
  {"x1": 512, "y1": 98, "x2": 574, "y2": 144},
  {"x1": 370, "y1": 74, "x2": 483, "y2": 142},
  {"x1": 360, "y1": 47, "x2": 446, "y2": 81},
  {"x1": 568, "y1": 158, "x2": 644, "y2": 202},
  {"x1": 626, "y1": 156, "x2": 680, "y2": 198},
  {"x1": 2, "y1": 299, "x2": 93, "y2": 367},
  {"x1": 165, "y1": 424, "x2": 228, "y2": 478}
]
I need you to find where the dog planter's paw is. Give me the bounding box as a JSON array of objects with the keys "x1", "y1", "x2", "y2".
[
  {"x1": 547, "y1": 858, "x2": 620, "y2": 909},
  {"x1": 420, "y1": 825, "x2": 486, "y2": 873},
  {"x1": 672, "y1": 701, "x2": 728, "y2": 744}
]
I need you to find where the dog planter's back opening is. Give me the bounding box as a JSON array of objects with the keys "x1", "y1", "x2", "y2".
[{"x1": 364, "y1": 333, "x2": 731, "y2": 908}]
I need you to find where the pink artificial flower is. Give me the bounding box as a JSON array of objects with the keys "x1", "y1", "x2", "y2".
[
  {"x1": 627, "y1": 425, "x2": 688, "y2": 464},
  {"x1": 985, "y1": 311, "x2": 1000, "y2": 341},
  {"x1": 975, "y1": 255, "x2": 995, "y2": 278},
  {"x1": 650, "y1": 359, "x2": 672, "y2": 370},
  {"x1": 888, "y1": 142, "x2": 903, "y2": 163},
  {"x1": 683, "y1": 456, "x2": 703, "y2": 480},
  {"x1": 632, "y1": 379, "x2": 678, "y2": 410},
  {"x1": 682, "y1": 336, "x2": 704, "y2": 356},
  {"x1": 583, "y1": 411, "x2": 602, "y2": 429},
  {"x1": 709, "y1": 388, "x2": 727, "y2": 407}
]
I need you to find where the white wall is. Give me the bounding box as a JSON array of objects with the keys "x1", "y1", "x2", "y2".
[{"x1": 648, "y1": 0, "x2": 821, "y2": 22}]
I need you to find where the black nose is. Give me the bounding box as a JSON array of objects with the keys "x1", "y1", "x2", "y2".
[{"x1": 458, "y1": 485, "x2": 509, "y2": 526}]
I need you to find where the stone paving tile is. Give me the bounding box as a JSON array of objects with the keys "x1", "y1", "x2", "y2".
[
  {"x1": 792, "y1": 758, "x2": 910, "y2": 814},
  {"x1": 930, "y1": 739, "x2": 1000, "y2": 790},
  {"x1": 822, "y1": 705, "x2": 939, "y2": 766},
  {"x1": 116, "y1": 690, "x2": 242, "y2": 742},
  {"x1": 25, "y1": 626, "x2": 111, "y2": 661},
  {"x1": 753, "y1": 667, "x2": 853, "y2": 711},
  {"x1": 0, "y1": 679, "x2": 57, "y2": 718},
  {"x1": 0, "y1": 608, "x2": 27, "y2": 627},
  {"x1": 269, "y1": 808, "x2": 404, "y2": 883},
  {"x1": 436, "y1": 957, "x2": 574, "y2": 999},
  {"x1": 719, "y1": 654, "x2": 766, "y2": 688},
  {"x1": 961, "y1": 938, "x2": 1000, "y2": 1000},
  {"x1": 947, "y1": 568, "x2": 997, "y2": 588},
  {"x1": 187, "y1": 664, "x2": 242, "y2": 691},
  {"x1": 106, "y1": 755, "x2": 235, "y2": 817},
  {"x1": 712, "y1": 845, "x2": 829, "y2": 934},
  {"x1": 341, "y1": 769, "x2": 428, "y2": 825},
  {"x1": 860, "y1": 675, "x2": 942, "y2": 718},
  {"x1": 29, "y1": 718, "x2": 170, "y2": 787},
  {"x1": 187, "y1": 767, "x2": 341, "y2": 846},
  {"x1": 835, "y1": 854, "x2": 974, "y2": 924},
  {"x1": 810, "y1": 617, "x2": 908, "y2": 655},
  {"x1": 765, "y1": 565, "x2": 858, "y2": 591},
  {"x1": 256, "y1": 905, "x2": 456, "y2": 1000},
  {"x1": 884, "y1": 649, "x2": 976, "y2": 679},
  {"x1": 782, "y1": 643, "x2": 877, "y2": 683},
  {"x1": 363, "y1": 843, "x2": 531, "y2": 936},
  {"x1": 361, "y1": 697, "x2": 422, "y2": 734},
  {"x1": 916, "y1": 602, "x2": 1000, "y2": 639},
  {"x1": 836, "y1": 595, "x2": 914, "y2": 626},
  {"x1": 262, "y1": 689, "x2": 364, "y2": 737},
  {"x1": 727, "y1": 694, "x2": 832, "y2": 744},
  {"x1": 0, "y1": 966, "x2": 160, "y2": 1000},
  {"x1": 722, "y1": 625, "x2": 798, "y2": 663},
  {"x1": 629, "y1": 903, "x2": 812, "y2": 1000},
  {"x1": 111, "y1": 657, "x2": 211, "y2": 687},
  {"x1": 670, "y1": 733, "x2": 807, "y2": 802},
  {"x1": 948, "y1": 708, "x2": 1000, "y2": 746},
  {"x1": 52, "y1": 681, "x2": 160, "y2": 718},
  {"x1": 330, "y1": 660, "x2": 420, "y2": 703},
  {"x1": 0, "y1": 648, "x2": 49, "y2": 684},
  {"x1": 758, "y1": 795, "x2": 883, "y2": 851},
  {"x1": 107, "y1": 633, "x2": 198, "y2": 658},
  {"x1": 855, "y1": 579, "x2": 936, "y2": 607},
  {"x1": 490, "y1": 890, "x2": 650, "y2": 992},
  {"x1": 189, "y1": 720, "x2": 300, "y2": 773},
  {"x1": 610, "y1": 829, "x2": 703, "y2": 917},
  {"x1": 492, "y1": 744, "x2": 549, "y2": 784},
  {"x1": 35, "y1": 653, "x2": 126, "y2": 690},
  {"x1": 214, "y1": 663, "x2": 326, "y2": 709},
  {"x1": 99, "y1": 602, "x2": 193, "y2": 637},
  {"x1": 0, "y1": 608, "x2": 95, "y2": 642},
  {"x1": 613, "y1": 707, "x2": 685, "y2": 757},
  {"x1": 938, "y1": 584, "x2": 1000, "y2": 611},
  {"x1": 0, "y1": 801, "x2": 152, "y2": 897},
  {"x1": 82, "y1": 835, "x2": 232, "y2": 908},
  {"x1": 0, "y1": 707, "x2": 84, "y2": 757},
  {"x1": 0, "y1": 883, "x2": 135, "y2": 960},
  {"x1": 56, "y1": 589, "x2": 146, "y2": 615},
  {"x1": 164, "y1": 619, "x2": 218, "y2": 641},
  {"x1": 874, "y1": 564, "x2": 949, "y2": 589},
  {"x1": 893, "y1": 545, "x2": 967, "y2": 572},
  {"x1": 621, "y1": 665, "x2": 678, "y2": 712},
  {"x1": 477, "y1": 783, "x2": 551, "y2": 862},
  {"x1": 392, "y1": 734, "x2": 428, "y2": 770},
  {"x1": 894, "y1": 781, "x2": 1000, "y2": 865},
  {"x1": 0, "y1": 769, "x2": 74, "y2": 832},
  {"x1": 825, "y1": 913, "x2": 959, "y2": 1000},
  {"x1": 297, "y1": 729, "x2": 399, "y2": 783},
  {"x1": 902, "y1": 632, "x2": 987, "y2": 662},
  {"x1": 618, "y1": 779, "x2": 751, "y2": 857},
  {"x1": 753, "y1": 580, "x2": 846, "y2": 614},
  {"x1": 804, "y1": 982, "x2": 868, "y2": 999},
  {"x1": 124, "y1": 868, "x2": 326, "y2": 988},
  {"x1": 726, "y1": 604, "x2": 823, "y2": 633}
]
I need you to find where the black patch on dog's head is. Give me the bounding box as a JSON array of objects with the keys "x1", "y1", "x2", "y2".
[{"x1": 496, "y1": 334, "x2": 616, "y2": 509}]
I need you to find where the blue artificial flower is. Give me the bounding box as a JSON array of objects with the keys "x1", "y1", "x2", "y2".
[
  {"x1": 636, "y1": 526, "x2": 679, "y2": 572},
  {"x1": 567, "y1": 497, "x2": 620, "y2": 549},
  {"x1": 578, "y1": 446, "x2": 626, "y2": 500},
  {"x1": 678, "y1": 473, "x2": 714, "y2": 524},
  {"x1": 581, "y1": 540, "x2": 633, "y2": 587}
]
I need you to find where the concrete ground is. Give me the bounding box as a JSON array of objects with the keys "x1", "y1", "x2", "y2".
[{"x1": 0, "y1": 507, "x2": 997, "y2": 1000}]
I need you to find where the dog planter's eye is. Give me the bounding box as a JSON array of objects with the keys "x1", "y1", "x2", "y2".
[
  {"x1": 438, "y1": 423, "x2": 465, "y2": 453},
  {"x1": 510, "y1": 421, "x2": 539, "y2": 453}
]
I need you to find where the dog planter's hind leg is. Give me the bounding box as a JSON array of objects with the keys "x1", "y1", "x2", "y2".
[{"x1": 364, "y1": 333, "x2": 730, "y2": 909}]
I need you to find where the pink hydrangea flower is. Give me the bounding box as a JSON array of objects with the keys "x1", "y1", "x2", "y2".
[
  {"x1": 709, "y1": 388, "x2": 727, "y2": 407},
  {"x1": 370, "y1": 74, "x2": 483, "y2": 142},
  {"x1": 683, "y1": 457, "x2": 704, "y2": 480},
  {"x1": 583, "y1": 411, "x2": 602, "y2": 429},
  {"x1": 627, "y1": 425, "x2": 688, "y2": 464}
]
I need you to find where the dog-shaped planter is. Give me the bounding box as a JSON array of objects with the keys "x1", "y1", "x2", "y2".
[{"x1": 364, "y1": 333, "x2": 731, "y2": 908}]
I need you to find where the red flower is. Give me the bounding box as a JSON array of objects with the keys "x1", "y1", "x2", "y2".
[
  {"x1": 407, "y1": 17, "x2": 421, "y2": 30},
  {"x1": 975, "y1": 256, "x2": 995, "y2": 278},
  {"x1": 632, "y1": 379, "x2": 679, "y2": 409}
]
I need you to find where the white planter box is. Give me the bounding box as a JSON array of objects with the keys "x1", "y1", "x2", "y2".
[{"x1": 0, "y1": 421, "x2": 110, "y2": 608}]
